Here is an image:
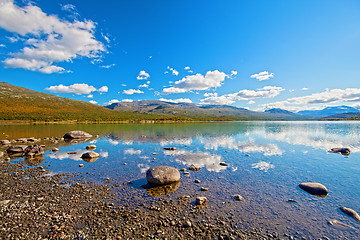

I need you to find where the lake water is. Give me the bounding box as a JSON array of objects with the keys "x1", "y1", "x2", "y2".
[{"x1": 1, "y1": 121, "x2": 360, "y2": 239}]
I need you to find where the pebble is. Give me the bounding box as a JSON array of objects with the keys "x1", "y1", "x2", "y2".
[
  {"x1": 233, "y1": 195, "x2": 244, "y2": 201},
  {"x1": 183, "y1": 221, "x2": 192, "y2": 228},
  {"x1": 219, "y1": 162, "x2": 228, "y2": 166},
  {"x1": 196, "y1": 197, "x2": 207, "y2": 205},
  {"x1": 200, "y1": 187, "x2": 208, "y2": 192},
  {"x1": 195, "y1": 179, "x2": 201, "y2": 183},
  {"x1": 79, "y1": 164, "x2": 84, "y2": 167}
]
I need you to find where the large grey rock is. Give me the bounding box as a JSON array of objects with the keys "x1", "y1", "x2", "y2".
[
  {"x1": 299, "y1": 182, "x2": 328, "y2": 197},
  {"x1": 24, "y1": 145, "x2": 44, "y2": 156},
  {"x1": 63, "y1": 130, "x2": 92, "y2": 139},
  {"x1": 7, "y1": 145, "x2": 27, "y2": 154},
  {"x1": 81, "y1": 152, "x2": 100, "y2": 159},
  {"x1": 146, "y1": 166, "x2": 180, "y2": 185}
]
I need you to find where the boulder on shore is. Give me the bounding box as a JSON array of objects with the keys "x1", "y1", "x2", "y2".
[
  {"x1": 6, "y1": 145, "x2": 27, "y2": 154},
  {"x1": 24, "y1": 145, "x2": 44, "y2": 156},
  {"x1": 0, "y1": 140, "x2": 11, "y2": 145},
  {"x1": 299, "y1": 182, "x2": 328, "y2": 197},
  {"x1": 146, "y1": 166, "x2": 180, "y2": 185},
  {"x1": 63, "y1": 130, "x2": 92, "y2": 140},
  {"x1": 196, "y1": 197, "x2": 207, "y2": 205}
]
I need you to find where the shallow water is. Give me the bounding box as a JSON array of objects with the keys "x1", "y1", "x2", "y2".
[{"x1": 1, "y1": 121, "x2": 360, "y2": 239}]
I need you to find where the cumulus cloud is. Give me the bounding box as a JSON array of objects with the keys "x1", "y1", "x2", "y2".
[
  {"x1": 46, "y1": 83, "x2": 108, "y2": 95},
  {"x1": 229, "y1": 70, "x2": 238, "y2": 78},
  {"x1": 89, "y1": 100, "x2": 97, "y2": 104},
  {"x1": 201, "y1": 86, "x2": 284, "y2": 105},
  {"x1": 263, "y1": 88, "x2": 360, "y2": 112},
  {"x1": 138, "y1": 83, "x2": 149, "y2": 88},
  {"x1": 137, "y1": 70, "x2": 150, "y2": 80},
  {"x1": 302, "y1": 87, "x2": 309, "y2": 90},
  {"x1": 163, "y1": 70, "x2": 227, "y2": 94},
  {"x1": 184, "y1": 66, "x2": 190, "y2": 70},
  {"x1": 251, "y1": 71, "x2": 274, "y2": 81},
  {"x1": 204, "y1": 92, "x2": 218, "y2": 97},
  {"x1": 0, "y1": 0, "x2": 105, "y2": 73},
  {"x1": 159, "y1": 98, "x2": 193, "y2": 104},
  {"x1": 123, "y1": 89, "x2": 144, "y2": 95},
  {"x1": 122, "y1": 99, "x2": 133, "y2": 102},
  {"x1": 104, "y1": 99, "x2": 120, "y2": 106}
]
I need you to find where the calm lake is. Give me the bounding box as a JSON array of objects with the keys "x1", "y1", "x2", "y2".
[{"x1": 1, "y1": 121, "x2": 360, "y2": 239}]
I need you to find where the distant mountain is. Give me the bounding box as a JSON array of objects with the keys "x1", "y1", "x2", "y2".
[
  {"x1": 297, "y1": 106, "x2": 359, "y2": 117},
  {"x1": 264, "y1": 108, "x2": 306, "y2": 120},
  {"x1": 107, "y1": 101, "x2": 308, "y2": 120},
  {"x1": 320, "y1": 112, "x2": 360, "y2": 120},
  {"x1": 0, "y1": 82, "x2": 149, "y2": 121}
]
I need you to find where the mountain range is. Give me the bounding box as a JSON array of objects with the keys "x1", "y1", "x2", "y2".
[{"x1": 0, "y1": 81, "x2": 359, "y2": 121}]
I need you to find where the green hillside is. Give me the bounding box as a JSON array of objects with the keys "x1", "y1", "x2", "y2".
[{"x1": 0, "y1": 82, "x2": 154, "y2": 121}]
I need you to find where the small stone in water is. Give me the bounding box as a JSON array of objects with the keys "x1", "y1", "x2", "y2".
[
  {"x1": 79, "y1": 164, "x2": 84, "y2": 167},
  {"x1": 220, "y1": 162, "x2": 228, "y2": 166},
  {"x1": 195, "y1": 179, "x2": 201, "y2": 183},
  {"x1": 234, "y1": 195, "x2": 244, "y2": 201},
  {"x1": 200, "y1": 187, "x2": 208, "y2": 192}
]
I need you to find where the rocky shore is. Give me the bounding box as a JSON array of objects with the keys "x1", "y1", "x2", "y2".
[{"x1": 0, "y1": 159, "x2": 276, "y2": 239}]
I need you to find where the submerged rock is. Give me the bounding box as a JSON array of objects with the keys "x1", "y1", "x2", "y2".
[
  {"x1": 189, "y1": 164, "x2": 201, "y2": 171},
  {"x1": 328, "y1": 148, "x2": 351, "y2": 155},
  {"x1": 196, "y1": 197, "x2": 207, "y2": 205},
  {"x1": 328, "y1": 219, "x2": 355, "y2": 230},
  {"x1": 63, "y1": 130, "x2": 92, "y2": 140},
  {"x1": 234, "y1": 195, "x2": 244, "y2": 201},
  {"x1": 299, "y1": 182, "x2": 328, "y2": 197},
  {"x1": 340, "y1": 207, "x2": 360, "y2": 222},
  {"x1": 86, "y1": 145, "x2": 97, "y2": 150},
  {"x1": 163, "y1": 147, "x2": 176, "y2": 151},
  {"x1": 52, "y1": 148, "x2": 59, "y2": 152},
  {"x1": 146, "y1": 166, "x2": 180, "y2": 185},
  {"x1": 219, "y1": 162, "x2": 228, "y2": 166}
]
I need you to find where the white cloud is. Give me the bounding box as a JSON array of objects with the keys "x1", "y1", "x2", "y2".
[
  {"x1": 289, "y1": 89, "x2": 295, "y2": 92},
  {"x1": 124, "y1": 148, "x2": 142, "y2": 155},
  {"x1": 123, "y1": 89, "x2": 144, "y2": 95},
  {"x1": 121, "y1": 84, "x2": 127, "y2": 87},
  {"x1": 0, "y1": 0, "x2": 105, "y2": 73},
  {"x1": 87, "y1": 94, "x2": 93, "y2": 98},
  {"x1": 163, "y1": 70, "x2": 227, "y2": 93},
  {"x1": 100, "y1": 63, "x2": 115, "y2": 69},
  {"x1": 104, "y1": 99, "x2": 120, "y2": 106},
  {"x1": 262, "y1": 88, "x2": 360, "y2": 112},
  {"x1": 248, "y1": 100, "x2": 255, "y2": 104},
  {"x1": 0, "y1": 43, "x2": 5, "y2": 47},
  {"x1": 159, "y1": 98, "x2": 193, "y2": 104},
  {"x1": 89, "y1": 100, "x2": 97, "y2": 104},
  {"x1": 61, "y1": 4, "x2": 80, "y2": 18},
  {"x1": 251, "y1": 71, "x2": 274, "y2": 81},
  {"x1": 201, "y1": 86, "x2": 284, "y2": 105},
  {"x1": 252, "y1": 161, "x2": 275, "y2": 172},
  {"x1": 98, "y1": 86, "x2": 108, "y2": 93},
  {"x1": 184, "y1": 66, "x2": 190, "y2": 70},
  {"x1": 204, "y1": 92, "x2": 218, "y2": 97},
  {"x1": 122, "y1": 99, "x2": 133, "y2": 102},
  {"x1": 302, "y1": 87, "x2": 309, "y2": 90},
  {"x1": 167, "y1": 66, "x2": 179, "y2": 76},
  {"x1": 137, "y1": 70, "x2": 150, "y2": 80},
  {"x1": 138, "y1": 83, "x2": 149, "y2": 88},
  {"x1": 230, "y1": 70, "x2": 238, "y2": 78},
  {"x1": 46, "y1": 83, "x2": 108, "y2": 95}
]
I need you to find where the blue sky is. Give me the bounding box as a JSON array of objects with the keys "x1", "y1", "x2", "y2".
[{"x1": 1, "y1": 0, "x2": 360, "y2": 112}]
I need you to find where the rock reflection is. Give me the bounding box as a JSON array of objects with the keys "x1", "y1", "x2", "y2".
[
  {"x1": 144, "y1": 181, "x2": 180, "y2": 197},
  {"x1": 24, "y1": 155, "x2": 44, "y2": 166},
  {"x1": 48, "y1": 150, "x2": 108, "y2": 162}
]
